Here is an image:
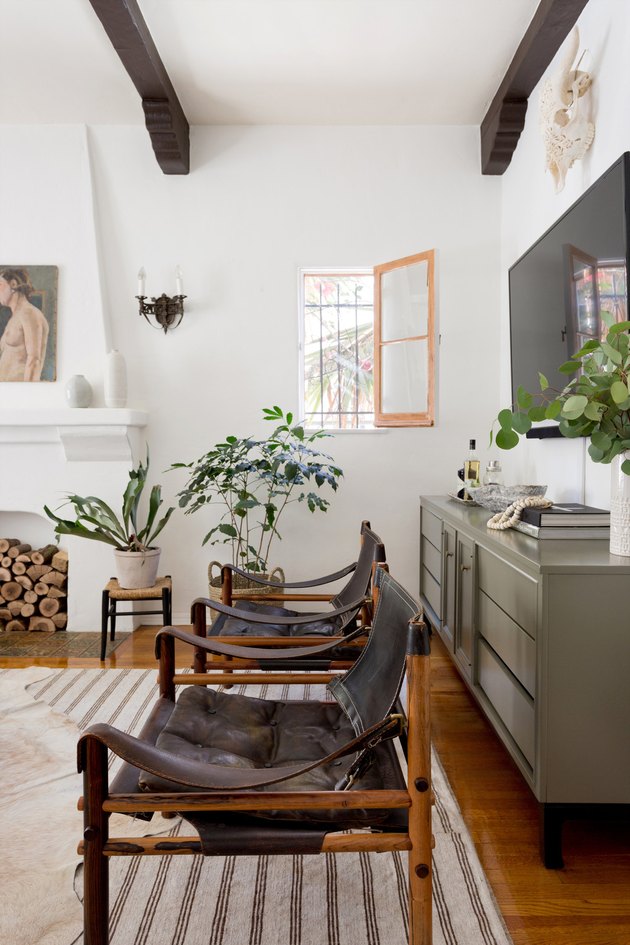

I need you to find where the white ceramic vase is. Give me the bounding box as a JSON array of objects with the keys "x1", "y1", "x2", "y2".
[
  {"x1": 65, "y1": 374, "x2": 92, "y2": 408},
  {"x1": 113, "y1": 548, "x2": 161, "y2": 589},
  {"x1": 610, "y1": 451, "x2": 630, "y2": 556},
  {"x1": 104, "y1": 349, "x2": 127, "y2": 408}
]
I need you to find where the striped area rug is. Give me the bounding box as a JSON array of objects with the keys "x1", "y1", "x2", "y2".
[{"x1": 7, "y1": 668, "x2": 512, "y2": 945}]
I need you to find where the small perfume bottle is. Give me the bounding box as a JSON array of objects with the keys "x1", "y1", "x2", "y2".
[{"x1": 483, "y1": 459, "x2": 503, "y2": 486}]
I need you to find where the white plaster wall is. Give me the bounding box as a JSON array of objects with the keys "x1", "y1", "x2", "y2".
[
  {"x1": 500, "y1": 0, "x2": 630, "y2": 507},
  {"x1": 1, "y1": 122, "x2": 501, "y2": 625}
]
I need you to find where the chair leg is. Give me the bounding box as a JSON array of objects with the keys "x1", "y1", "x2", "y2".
[
  {"x1": 110, "y1": 605, "x2": 116, "y2": 642},
  {"x1": 163, "y1": 583, "x2": 172, "y2": 627},
  {"x1": 82, "y1": 736, "x2": 110, "y2": 945},
  {"x1": 100, "y1": 591, "x2": 109, "y2": 662},
  {"x1": 406, "y1": 619, "x2": 433, "y2": 945}
]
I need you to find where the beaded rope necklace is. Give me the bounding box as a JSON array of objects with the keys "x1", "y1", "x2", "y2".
[{"x1": 487, "y1": 496, "x2": 553, "y2": 531}]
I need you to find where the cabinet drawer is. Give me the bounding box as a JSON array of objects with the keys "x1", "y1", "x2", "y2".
[
  {"x1": 478, "y1": 591, "x2": 536, "y2": 696},
  {"x1": 421, "y1": 507, "x2": 442, "y2": 551},
  {"x1": 420, "y1": 566, "x2": 441, "y2": 619},
  {"x1": 477, "y1": 547, "x2": 537, "y2": 638},
  {"x1": 421, "y1": 535, "x2": 441, "y2": 583},
  {"x1": 478, "y1": 639, "x2": 535, "y2": 767}
]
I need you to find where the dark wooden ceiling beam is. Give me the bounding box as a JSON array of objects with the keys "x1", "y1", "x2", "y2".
[
  {"x1": 481, "y1": 0, "x2": 590, "y2": 175},
  {"x1": 88, "y1": 0, "x2": 189, "y2": 174}
]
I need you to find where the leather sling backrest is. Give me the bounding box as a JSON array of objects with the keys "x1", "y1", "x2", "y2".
[
  {"x1": 332, "y1": 523, "x2": 385, "y2": 608},
  {"x1": 328, "y1": 568, "x2": 420, "y2": 734}
]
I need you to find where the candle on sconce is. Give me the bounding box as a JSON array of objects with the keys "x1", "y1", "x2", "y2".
[
  {"x1": 175, "y1": 265, "x2": 184, "y2": 296},
  {"x1": 137, "y1": 267, "x2": 146, "y2": 296}
]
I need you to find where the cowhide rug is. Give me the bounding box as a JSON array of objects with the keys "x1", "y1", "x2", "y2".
[{"x1": 0, "y1": 668, "x2": 172, "y2": 945}]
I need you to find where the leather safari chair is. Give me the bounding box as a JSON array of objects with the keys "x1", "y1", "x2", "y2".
[
  {"x1": 78, "y1": 566, "x2": 433, "y2": 945},
  {"x1": 193, "y1": 520, "x2": 386, "y2": 679}
]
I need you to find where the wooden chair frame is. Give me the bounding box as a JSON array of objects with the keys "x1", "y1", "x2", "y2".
[{"x1": 78, "y1": 576, "x2": 432, "y2": 945}]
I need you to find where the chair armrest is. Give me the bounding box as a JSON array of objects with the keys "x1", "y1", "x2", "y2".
[
  {"x1": 221, "y1": 561, "x2": 357, "y2": 589},
  {"x1": 156, "y1": 621, "x2": 367, "y2": 662},
  {"x1": 190, "y1": 595, "x2": 365, "y2": 626}
]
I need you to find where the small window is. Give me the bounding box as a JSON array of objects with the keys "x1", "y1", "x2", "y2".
[
  {"x1": 299, "y1": 252, "x2": 436, "y2": 430},
  {"x1": 300, "y1": 271, "x2": 375, "y2": 429}
]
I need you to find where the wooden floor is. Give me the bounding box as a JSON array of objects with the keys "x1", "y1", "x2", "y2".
[{"x1": 2, "y1": 627, "x2": 630, "y2": 944}]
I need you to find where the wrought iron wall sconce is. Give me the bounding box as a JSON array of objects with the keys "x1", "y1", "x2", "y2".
[{"x1": 136, "y1": 266, "x2": 186, "y2": 334}]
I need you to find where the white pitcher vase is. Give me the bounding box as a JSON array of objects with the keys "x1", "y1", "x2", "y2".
[
  {"x1": 610, "y1": 451, "x2": 630, "y2": 556},
  {"x1": 104, "y1": 349, "x2": 127, "y2": 408}
]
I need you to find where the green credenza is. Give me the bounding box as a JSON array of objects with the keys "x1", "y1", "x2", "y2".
[{"x1": 419, "y1": 495, "x2": 630, "y2": 868}]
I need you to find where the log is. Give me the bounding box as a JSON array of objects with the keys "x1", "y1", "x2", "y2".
[
  {"x1": 15, "y1": 575, "x2": 33, "y2": 590},
  {"x1": 51, "y1": 549, "x2": 68, "y2": 573},
  {"x1": 15, "y1": 554, "x2": 31, "y2": 563},
  {"x1": 1, "y1": 581, "x2": 23, "y2": 601},
  {"x1": 20, "y1": 603, "x2": 35, "y2": 618},
  {"x1": 11, "y1": 561, "x2": 26, "y2": 575},
  {"x1": 0, "y1": 607, "x2": 11, "y2": 621},
  {"x1": 39, "y1": 598, "x2": 60, "y2": 618},
  {"x1": 26, "y1": 564, "x2": 52, "y2": 580},
  {"x1": 30, "y1": 544, "x2": 58, "y2": 566},
  {"x1": 7, "y1": 600, "x2": 24, "y2": 616},
  {"x1": 1, "y1": 556, "x2": 12, "y2": 568},
  {"x1": 6, "y1": 618, "x2": 27, "y2": 632},
  {"x1": 29, "y1": 616, "x2": 55, "y2": 633},
  {"x1": 34, "y1": 583, "x2": 49, "y2": 596},
  {"x1": 45, "y1": 586, "x2": 67, "y2": 599},
  {"x1": 0, "y1": 567, "x2": 11, "y2": 583},
  {"x1": 23, "y1": 590, "x2": 38, "y2": 604},
  {"x1": 40, "y1": 571, "x2": 67, "y2": 588},
  {"x1": 7, "y1": 543, "x2": 32, "y2": 559},
  {"x1": 0, "y1": 539, "x2": 20, "y2": 553},
  {"x1": 52, "y1": 612, "x2": 68, "y2": 629}
]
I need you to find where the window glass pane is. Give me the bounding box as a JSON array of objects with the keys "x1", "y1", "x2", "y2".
[
  {"x1": 380, "y1": 261, "x2": 428, "y2": 341},
  {"x1": 303, "y1": 273, "x2": 374, "y2": 429},
  {"x1": 381, "y1": 339, "x2": 428, "y2": 413}
]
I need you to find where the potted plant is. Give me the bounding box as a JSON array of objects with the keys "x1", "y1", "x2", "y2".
[
  {"x1": 44, "y1": 454, "x2": 175, "y2": 588},
  {"x1": 491, "y1": 312, "x2": 630, "y2": 554},
  {"x1": 171, "y1": 406, "x2": 343, "y2": 597}
]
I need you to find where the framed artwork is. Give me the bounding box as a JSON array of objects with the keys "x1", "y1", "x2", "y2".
[{"x1": 0, "y1": 265, "x2": 58, "y2": 382}]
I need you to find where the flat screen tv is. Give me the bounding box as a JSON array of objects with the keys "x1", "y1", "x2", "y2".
[{"x1": 509, "y1": 153, "x2": 630, "y2": 437}]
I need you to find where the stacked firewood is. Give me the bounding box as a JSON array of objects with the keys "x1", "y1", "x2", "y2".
[{"x1": 0, "y1": 539, "x2": 68, "y2": 633}]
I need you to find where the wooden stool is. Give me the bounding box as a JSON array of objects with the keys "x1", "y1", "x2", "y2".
[{"x1": 101, "y1": 575, "x2": 172, "y2": 661}]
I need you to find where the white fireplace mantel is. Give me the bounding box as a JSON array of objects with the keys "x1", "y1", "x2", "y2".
[{"x1": 0, "y1": 408, "x2": 148, "y2": 461}]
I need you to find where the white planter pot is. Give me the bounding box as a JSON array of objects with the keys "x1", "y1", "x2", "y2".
[
  {"x1": 114, "y1": 547, "x2": 161, "y2": 589},
  {"x1": 610, "y1": 452, "x2": 630, "y2": 556}
]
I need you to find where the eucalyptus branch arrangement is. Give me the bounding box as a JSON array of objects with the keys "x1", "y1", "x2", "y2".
[
  {"x1": 44, "y1": 454, "x2": 175, "y2": 552},
  {"x1": 492, "y1": 312, "x2": 630, "y2": 476},
  {"x1": 172, "y1": 406, "x2": 343, "y2": 572}
]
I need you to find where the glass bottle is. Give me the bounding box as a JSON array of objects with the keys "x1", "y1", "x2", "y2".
[
  {"x1": 483, "y1": 459, "x2": 503, "y2": 486},
  {"x1": 463, "y1": 439, "x2": 481, "y2": 498}
]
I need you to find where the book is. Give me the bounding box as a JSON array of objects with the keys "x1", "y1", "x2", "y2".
[
  {"x1": 520, "y1": 503, "x2": 610, "y2": 527},
  {"x1": 513, "y1": 521, "x2": 610, "y2": 540}
]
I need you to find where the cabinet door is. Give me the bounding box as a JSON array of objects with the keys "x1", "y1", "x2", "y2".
[
  {"x1": 441, "y1": 523, "x2": 456, "y2": 651},
  {"x1": 455, "y1": 534, "x2": 474, "y2": 678}
]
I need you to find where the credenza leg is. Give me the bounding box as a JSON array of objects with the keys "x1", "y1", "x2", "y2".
[{"x1": 539, "y1": 802, "x2": 565, "y2": 869}]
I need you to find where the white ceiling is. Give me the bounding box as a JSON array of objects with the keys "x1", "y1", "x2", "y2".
[{"x1": 3, "y1": 0, "x2": 541, "y2": 125}]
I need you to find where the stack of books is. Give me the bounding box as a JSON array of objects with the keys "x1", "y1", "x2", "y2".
[{"x1": 513, "y1": 503, "x2": 610, "y2": 540}]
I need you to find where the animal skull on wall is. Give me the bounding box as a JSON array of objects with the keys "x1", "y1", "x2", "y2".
[{"x1": 539, "y1": 27, "x2": 595, "y2": 193}]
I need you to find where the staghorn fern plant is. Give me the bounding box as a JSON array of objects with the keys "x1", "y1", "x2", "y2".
[{"x1": 44, "y1": 453, "x2": 175, "y2": 552}]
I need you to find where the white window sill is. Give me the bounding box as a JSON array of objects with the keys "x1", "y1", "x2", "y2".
[{"x1": 305, "y1": 427, "x2": 389, "y2": 435}]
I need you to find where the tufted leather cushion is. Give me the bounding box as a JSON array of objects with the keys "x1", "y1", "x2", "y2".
[
  {"x1": 138, "y1": 685, "x2": 404, "y2": 827},
  {"x1": 210, "y1": 600, "x2": 347, "y2": 638}
]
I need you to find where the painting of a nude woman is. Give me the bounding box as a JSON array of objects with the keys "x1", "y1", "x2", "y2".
[{"x1": 0, "y1": 266, "x2": 57, "y2": 382}]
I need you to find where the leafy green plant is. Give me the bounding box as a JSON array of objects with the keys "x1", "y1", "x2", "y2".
[
  {"x1": 491, "y1": 313, "x2": 630, "y2": 475},
  {"x1": 172, "y1": 406, "x2": 344, "y2": 571},
  {"x1": 44, "y1": 454, "x2": 175, "y2": 551}
]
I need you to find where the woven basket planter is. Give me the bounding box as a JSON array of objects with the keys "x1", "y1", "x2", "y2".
[{"x1": 207, "y1": 562, "x2": 285, "y2": 623}]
